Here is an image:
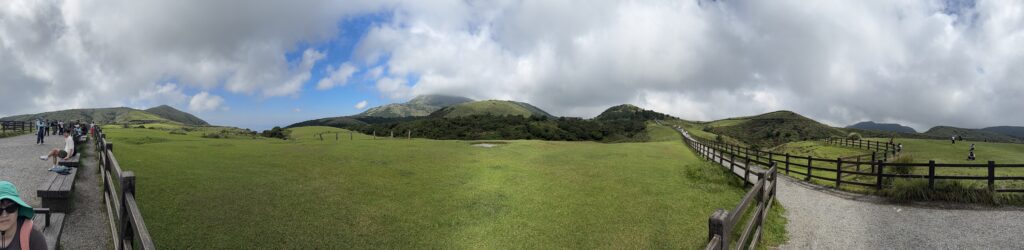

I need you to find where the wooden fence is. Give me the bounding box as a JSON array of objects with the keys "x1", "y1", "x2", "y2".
[
  {"x1": 94, "y1": 128, "x2": 156, "y2": 249},
  {"x1": 693, "y1": 136, "x2": 1024, "y2": 193},
  {"x1": 823, "y1": 138, "x2": 898, "y2": 160},
  {"x1": 657, "y1": 123, "x2": 779, "y2": 250},
  {"x1": 0, "y1": 120, "x2": 33, "y2": 133}
]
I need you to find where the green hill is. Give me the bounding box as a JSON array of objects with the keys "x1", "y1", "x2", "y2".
[
  {"x1": 1, "y1": 107, "x2": 174, "y2": 124},
  {"x1": 923, "y1": 126, "x2": 1021, "y2": 143},
  {"x1": 429, "y1": 100, "x2": 553, "y2": 118},
  {"x1": 981, "y1": 126, "x2": 1024, "y2": 140},
  {"x1": 594, "y1": 104, "x2": 674, "y2": 121},
  {"x1": 846, "y1": 121, "x2": 917, "y2": 133},
  {"x1": 145, "y1": 105, "x2": 209, "y2": 125},
  {"x1": 703, "y1": 110, "x2": 846, "y2": 147},
  {"x1": 358, "y1": 94, "x2": 473, "y2": 118}
]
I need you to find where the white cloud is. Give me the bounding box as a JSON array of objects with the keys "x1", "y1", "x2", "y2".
[
  {"x1": 354, "y1": 100, "x2": 368, "y2": 109},
  {"x1": 316, "y1": 63, "x2": 358, "y2": 90},
  {"x1": 188, "y1": 92, "x2": 225, "y2": 113},
  {"x1": 349, "y1": 0, "x2": 1024, "y2": 130},
  {"x1": 293, "y1": 108, "x2": 301, "y2": 113}
]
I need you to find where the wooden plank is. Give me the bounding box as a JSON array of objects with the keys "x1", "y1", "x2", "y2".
[
  {"x1": 124, "y1": 194, "x2": 156, "y2": 250},
  {"x1": 32, "y1": 212, "x2": 65, "y2": 250}
]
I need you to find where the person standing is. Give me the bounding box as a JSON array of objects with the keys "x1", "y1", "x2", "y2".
[{"x1": 34, "y1": 119, "x2": 45, "y2": 144}]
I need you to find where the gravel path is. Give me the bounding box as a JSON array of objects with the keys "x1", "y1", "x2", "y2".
[
  {"x1": 0, "y1": 133, "x2": 111, "y2": 249},
  {"x1": 679, "y1": 128, "x2": 1024, "y2": 249},
  {"x1": 0, "y1": 133, "x2": 58, "y2": 206},
  {"x1": 61, "y1": 138, "x2": 112, "y2": 249}
]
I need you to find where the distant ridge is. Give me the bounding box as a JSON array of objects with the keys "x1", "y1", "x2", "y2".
[
  {"x1": 923, "y1": 126, "x2": 1021, "y2": 143},
  {"x1": 846, "y1": 121, "x2": 916, "y2": 134},
  {"x1": 0, "y1": 106, "x2": 207, "y2": 125},
  {"x1": 429, "y1": 100, "x2": 553, "y2": 118},
  {"x1": 357, "y1": 95, "x2": 473, "y2": 118},
  {"x1": 145, "y1": 105, "x2": 210, "y2": 125}
]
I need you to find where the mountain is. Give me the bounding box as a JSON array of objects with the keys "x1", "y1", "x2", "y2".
[
  {"x1": 595, "y1": 104, "x2": 674, "y2": 121},
  {"x1": 357, "y1": 95, "x2": 473, "y2": 118},
  {"x1": 981, "y1": 126, "x2": 1024, "y2": 140},
  {"x1": 1, "y1": 107, "x2": 172, "y2": 124},
  {"x1": 846, "y1": 121, "x2": 917, "y2": 134},
  {"x1": 145, "y1": 105, "x2": 209, "y2": 125},
  {"x1": 923, "y1": 126, "x2": 1021, "y2": 143},
  {"x1": 428, "y1": 100, "x2": 553, "y2": 118},
  {"x1": 704, "y1": 110, "x2": 847, "y2": 147}
]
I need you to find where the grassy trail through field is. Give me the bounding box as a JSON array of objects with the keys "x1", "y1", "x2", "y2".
[{"x1": 677, "y1": 128, "x2": 1024, "y2": 249}]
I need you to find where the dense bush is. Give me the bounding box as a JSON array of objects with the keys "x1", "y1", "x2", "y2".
[
  {"x1": 261, "y1": 126, "x2": 290, "y2": 140},
  {"x1": 847, "y1": 132, "x2": 862, "y2": 140},
  {"x1": 350, "y1": 114, "x2": 653, "y2": 142},
  {"x1": 169, "y1": 130, "x2": 188, "y2": 135}
]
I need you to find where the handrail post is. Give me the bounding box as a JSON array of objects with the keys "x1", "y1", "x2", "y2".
[
  {"x1": 708, "y1": 209, "x2": 728, "y2": 250},
  {"x1": 836, "y1": 157, "x2": 843, "y2": 188},
  {"x1": 119, "y1": 171, "x2": 136, "y2": 250},
  {"x1": 988, "y1": 161, "x2": 996, "y2": 192},
  {"x1": 730, "y1": 154, "x2": 735, "y2": 172},
  {"x1": 871, "y1": 152, "x2": 877, "y2": 174},
  {"x1": 928, "y1": 160, "x2": 936, "y2": 189},
  {"x1": 744, "y1": 157, "x2": 751, "y2": 186},
  {"x1": 806, "y1": 156, "x2": 813, "y2": 181},
  {"x1": 876, "y1": 160, "x2": 885, "y2": 189},
  {"x1": 785, "y1": 153, "x2": 790, "y2": 175}
]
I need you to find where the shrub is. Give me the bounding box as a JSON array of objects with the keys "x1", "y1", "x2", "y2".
[
  {"x1": 846, "y1": 132, "x2": 862, "y2": 140},
  {"x1": 169, "y1": 130, "x2": 187, "y2": 135},
  {"x1": 201, "y1": 133, "x2": 226, "y2": 139}
]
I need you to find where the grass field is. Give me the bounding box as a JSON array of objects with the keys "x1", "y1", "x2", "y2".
[{"x1": 103, "y1": 124, "x2": 786, "y2": 248}]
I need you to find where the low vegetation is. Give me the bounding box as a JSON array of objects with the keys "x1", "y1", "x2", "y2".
[{"x1": 103, "y1": 124, "x2": 786, "y2": 249}]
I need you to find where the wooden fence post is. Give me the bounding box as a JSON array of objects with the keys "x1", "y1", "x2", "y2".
[
  {"x1": 744, "y1": 157, "x2": 751, "y2": 186},
  {"x1": 988, "y1": 161, "x2": 996, "y2": 191},
  {"x1": 119, "y1": 171, "x2": 136, "y2": 249},
  {"x1": 785, "y1": 153, "x2": 790, "y2": 175},
  {"x1": 804, "y1": 156, "x2": 813, "y2": 181},
  {"x1": 730, "y1": 154, "x2": 735, "y2": 172},
  {"x1": 876, "y1": 160, "x2": 885, "y2": 189},
  {"x1": 836, "y1": 157, "x2": 843, "y2": 188},
  {"x1": 708, "y1": 209, "x2": 728, "y2": 250},
  {"x1": 928, "y1": 160, "x2": 936, "y2": 189},
  {"x1": 871, "y1": 152, "x2": 877, "y2": 174}
]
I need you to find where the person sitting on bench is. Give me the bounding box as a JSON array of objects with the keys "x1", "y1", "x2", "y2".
[
  {"x1": 39, "y1": 133, "x2": 74, "y2": 169},
  {"x1": 968, "y1": 151, "x2": 976, "y2": 161}
]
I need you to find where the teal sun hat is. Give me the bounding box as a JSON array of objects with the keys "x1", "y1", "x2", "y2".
[{"x1": 0, "y1": 181, "x2": 34, "y2": 218}]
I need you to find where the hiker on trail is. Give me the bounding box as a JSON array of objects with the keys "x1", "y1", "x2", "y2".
[
  {"x1": 0, "y1": 181, "x2": 46, "y2": 250},
  {"x1": 40, "y1": 133, "x2": 74, "y2": 170},
  {"x1": 951, "y1": 136, "x2": 956, "y2": 144},
  {"x1": 970, "y1": 144, "x2": 975, "y2": 152},
  {"x1": 968, "y1": 150, "x2": 976, "y2": 161},
  {"x1": 897, "y1": 143, "x2": 903, "y2": 153},
  {"x1": 34, "y1": 119, "x2": 45, "y2": 145}
]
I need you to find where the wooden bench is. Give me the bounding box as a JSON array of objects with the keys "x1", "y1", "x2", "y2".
[
  {"x1": 37, "y1": 167, "x2": 78, "y2": 212},
  {"x1": 58, "y1": 154, "x2": 80, "y2": 168},
  {"x1": 32, "y1": 208, "x2": 66, "y2": 250}
]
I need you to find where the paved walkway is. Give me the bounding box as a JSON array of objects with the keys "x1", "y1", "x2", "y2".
[
  {"x1": 0, "y1": 133, "x2": 110, "y2": 249},
  {"x1": 678, "y1": 128, "x2": 1024, "y2": 249}
]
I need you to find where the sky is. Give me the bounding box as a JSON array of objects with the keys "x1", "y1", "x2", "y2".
[{"x1": 1, "y1": 0, "x2": 1021, "y2": 131}]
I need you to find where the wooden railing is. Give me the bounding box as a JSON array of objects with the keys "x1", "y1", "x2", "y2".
[
  {"x1": 823, "y1": 138, "x2": 897, "y2": 160},
  {"x1": 692, "y1": 136, "x2": 1024, "y2": 193},
  {"x1": 94, "y1": 128, "x2": 156, "y2": 250},
  {"x1": 0, "y1": 120, "x2": 33, "y2": 133},
  {"x1": 656, "y1": 122, "x2": 779, "y2": 250}
]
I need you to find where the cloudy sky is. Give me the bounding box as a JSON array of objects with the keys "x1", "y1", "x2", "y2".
[{"x1": 1, "y1": 0, "x2": 1021, "y2": 131}]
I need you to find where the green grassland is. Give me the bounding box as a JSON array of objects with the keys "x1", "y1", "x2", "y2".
[
  {"x1": 103, "y1": 124, "x2": 786, "y2": 248},
  {"x1": 770, "y1": 141, "x2": 872, "y2": 160}
]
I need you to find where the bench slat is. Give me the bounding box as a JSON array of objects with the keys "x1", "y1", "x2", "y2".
[{"x1": 33, "y1": 212, "x2": 65, "y2": 250}]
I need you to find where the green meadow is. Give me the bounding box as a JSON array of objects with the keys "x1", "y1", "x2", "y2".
[{"x1": 103, "y1": 124, "x2": 785, "y2": 249}]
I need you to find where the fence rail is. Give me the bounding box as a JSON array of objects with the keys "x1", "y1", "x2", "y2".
[
  {"x1": 0, "y1": 120, "x2": 33, "y2": 134},
  {"x1": 693, "y1": 135, "x2": 1024, "y2": 193},
  {"x1": 94, "y1": 128, "x2": 156, "y2": 250}
]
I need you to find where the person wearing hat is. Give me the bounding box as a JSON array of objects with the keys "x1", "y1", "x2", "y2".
[{"x1": 0, "y1": 181, "x2": 46, "y2": 250}]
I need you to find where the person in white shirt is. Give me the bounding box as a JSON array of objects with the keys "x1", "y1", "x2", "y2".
[{"x1": 40, "y1": 133, "x2": 75, "y2": 169}]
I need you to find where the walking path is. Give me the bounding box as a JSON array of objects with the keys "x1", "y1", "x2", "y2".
[
  {"x1": 677, "y1": 128, "x2": 1024, "y2": 249},
  {"x1": 0, "y1": 133, "x2": 110, "y2": 248}
]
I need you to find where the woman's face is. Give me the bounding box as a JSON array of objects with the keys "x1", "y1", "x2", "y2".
[{"x1": 0, "y1": 199, "x2": 17, "y2": 232}]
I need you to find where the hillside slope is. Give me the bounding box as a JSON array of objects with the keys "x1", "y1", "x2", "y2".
[
  {"x1": 923, "y1": 126, "x2": 1020, "y2": 143},
  {"x1": 981, "y1": 126, "x2": 1024, "y2": 140},
  {"x1": 2, "y1": 107, "x2": 172, "y2": 124},
  {"x1": 145, "y1": 105, "x2": 209, "y2": 125},
  {"x1": 429, "y1": 100, "x2": 553, "y2": 118},
  {"x1": 705, "y1": 111, "x2": 846, "y2": 147},
  {"x1": 358, "y1": 95, "x2": 473, "y2": 118},
  {"x1": 846, "y1": 121, "x2": 916, "y2": 133}
]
